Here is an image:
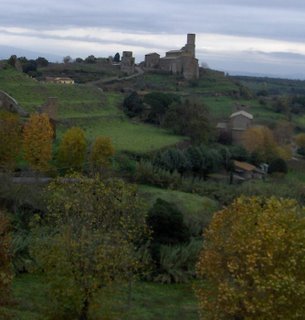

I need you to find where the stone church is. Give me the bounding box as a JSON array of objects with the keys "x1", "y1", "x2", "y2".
[{"x1": 144, "y1": 34, "x2": 199, "y2": 80}]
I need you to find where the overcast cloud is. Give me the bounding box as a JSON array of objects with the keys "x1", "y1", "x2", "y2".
[{"x1": 1, "y1": 0, "x2": 305, "y2": 78}]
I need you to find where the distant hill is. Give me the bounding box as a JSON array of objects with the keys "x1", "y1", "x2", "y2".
[
  {"x1": 0, "y1": 45, "x2": 62, "y2": 62},
  {"x1": 228, "y1": 70, "x2": 305, "y2": 81}
]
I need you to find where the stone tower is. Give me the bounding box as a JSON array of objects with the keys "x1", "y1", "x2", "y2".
[{"x1": 185, "y1": 33, "x2": 196, "y2": 57}]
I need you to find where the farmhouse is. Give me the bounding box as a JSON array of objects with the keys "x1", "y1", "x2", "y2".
[
  {"x1": 45, "y1": 77, "x2": 74, "y2": 84},
  {"x1": 217, "y1": 107, "x2": 253, "y2": 144}
]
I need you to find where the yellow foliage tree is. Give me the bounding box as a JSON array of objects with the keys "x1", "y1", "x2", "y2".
[
  {"x1": 89, "y1": 136, "x2": 115, "y2": 172},
  {"x1": 295, "y1": 133, "x2": 305, "y2": 150},
  {"x1": 196, "y1": 196, "x2": 305, "y2": 320},
  {"x1": 23, "y1": 113, "x2": 53, "y2": 172},
  {"x1": 31, "y1": 175, "x2": 149, "y2": 319},
  {"x1": 242, "y1": 126, "x2": 279, "y2": 162},
  {"x1": 57, "y1": 127, "x2": 86, "y2": 172},
  {"x1": 0, "y1": 111, "x2": 21, "y2": 170}
]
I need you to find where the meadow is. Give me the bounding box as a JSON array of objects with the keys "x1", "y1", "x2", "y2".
[{"x1": 3, "y1": 274, "x2": 198, "y2": 320}]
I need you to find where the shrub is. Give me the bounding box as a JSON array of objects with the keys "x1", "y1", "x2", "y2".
[
  {"x1": 268, "y1": 158, "x2": 288, "y2": 175},
  {"x1": 154, "y1": 239, "x2": 202, "y2": 284}
]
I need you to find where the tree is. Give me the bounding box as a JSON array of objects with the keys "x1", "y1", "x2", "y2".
[
  {"x1": 295, "y1": 133, "x2": 305, "y2": 149},
  {"x1": 144, "y1": 92, "x2": 180, "y2": 125},
  {"x1": 84, "y1": 55, "x2": 97, "y2": 64},
  {"x1": 196, "y1": 196, "x2": 305, "y2": 320},
  {"x1": 89, "y1": 136, "x2": 115, "y2": 173},
  {"x1": 0, "y1": 111, "x2": 21, "y2": 170},
  {"x1": 57, "y1": 127, "x2": 86, "y2": 172},
  {"x1": 153, "y1": 148, "x2": 189, "y2": 175},
  {"x1": 148, "y1": 198, "x2": 189, "y2": 269},
  {"x1": 0, "y1": 210, "x2": 12, "y2": 308},
  {"x1": 36, "y1": 56, "x2": 49, "y2": 67},
  {"x1": 123, "y1": 92, "x2": 144, "y2": 118},
  {"x1": 164, "y1": 101, "x2": 211, "y2": 143},
  {"x1": 23, "y1": 113, "x2": 54, "y2": 172},
  {"x1": 242, "y1": 126, "x2": 279, "y2": 163},
  {"x1": 268, "y1": 158, "x2": 288, "y2": 175},
  {"x1": 31, "y1": 175, "x2": 148, "y2": 320},
  {"x1": 63, "y1": 55, "x2": 72, "y2": 64},
  {"x1": 113, "y1": 52, "x2": 120, "y2": 62}
]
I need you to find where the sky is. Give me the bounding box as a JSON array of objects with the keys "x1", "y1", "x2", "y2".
[{"x1": 1, "y1": 0, "x2": 305, "y2": 78}]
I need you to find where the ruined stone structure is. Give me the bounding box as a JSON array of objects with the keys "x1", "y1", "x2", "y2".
[
  {"x1": 120, "y1": 51, "x2": 135, "y2": 75},
  {"x1": 0, "y1": 90, "x2": 28, "y2": 116},
  {"x1": 144, "y1": 34, "x2": 199, "y2": 80}
]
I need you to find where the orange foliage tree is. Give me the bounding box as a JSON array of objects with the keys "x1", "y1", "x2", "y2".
[
  {"x1": 196, "y1": 196, "x2": 305, "y2": 320},
  {"x1": 89, "y1": 136, "x2": 115, "y2": 173},
  {"x1": 23, "y1": 113, "x2": 54, "y2": 172},
  {"x1": 57, "y1": 127, "x2": 87, "y2": 172},
  {"x1": 0, "y1": 111, "x2": 21, "y2": 170}
]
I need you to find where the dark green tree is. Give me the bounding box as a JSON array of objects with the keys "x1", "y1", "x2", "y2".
[{"x1": 113, "y1": 52, "x2": 120, "y2": 62}]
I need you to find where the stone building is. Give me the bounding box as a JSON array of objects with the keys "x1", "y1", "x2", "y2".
[
  {"x1": 229, "y1": 110, "x2": 253, "y2": 144},
  {"x1": 144, "y1": 53, "x2": 160, "y2": 68},
  {"x1": 144, "y1": 34, "x2": 199, "y2": 80},
  {"x1": 217, "y1": 107, "x2": 253, "y2": 144},
  {"x1": 120, "y1": 51, "x2": 135, "y2": 75}
]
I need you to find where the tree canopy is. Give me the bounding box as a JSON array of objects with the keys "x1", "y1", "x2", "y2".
[
  {"x1": 57, "y1": 127, "x2": 87, "y2": 172},
  {"x1": 31, "y1": 175, "x2": 149, "y2": 320},
  {"x1": 23, "y1": 113, "x2": 53, "y2": 172},
  {"x1": 196, "y1": 196, "x2": 305, "y2": 320}
]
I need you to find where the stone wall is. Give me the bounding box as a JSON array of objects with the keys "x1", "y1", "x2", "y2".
[{"x1": 0, "y1": 90, "x2": 28, "y2": 116}]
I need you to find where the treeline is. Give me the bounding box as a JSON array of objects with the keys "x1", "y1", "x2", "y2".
[{"x1": 123, "y1": 92, "x2": 212, "y2": 143}]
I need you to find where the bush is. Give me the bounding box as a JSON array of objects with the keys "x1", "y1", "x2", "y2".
[
  {"x1": 268, "y1": 158, "x2": 288, "y2": 174},
  {"x1": 154, "y1": 239, "x2": 202, "y2": 284}
]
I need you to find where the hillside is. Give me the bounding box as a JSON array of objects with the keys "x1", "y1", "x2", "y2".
[{"x1": 0, "y1": 67, "x2": 185, "y2": 153}]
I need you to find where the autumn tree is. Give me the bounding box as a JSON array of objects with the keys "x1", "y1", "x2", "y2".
[
  {"x1": 57, "y1": 127, "x2": 86, "y2": 172},
  {"x1": 196, "y1": 196, "x2": 305, "y2": 320},
  {"x1": 0, "y1": 210, "x2": 12, "y2": 308},
  {"x1": 23, "y1": 113, "x2": 53, "y2": 172},
  {"x1": 0, "y1": 111, "x2": 21, "y2": 170},
  {"x1": 242, "y1": 126, "x2": 279, "y2": 163},
  {"x1": 295, "y1": 133, "x2": 305, "y2": 148},
  {"x1": 31, "y1": 175, "x2": 149, "y2": 320},
  {"x1": 89, "y1": 136, "x2": 115, "y2": 173}
]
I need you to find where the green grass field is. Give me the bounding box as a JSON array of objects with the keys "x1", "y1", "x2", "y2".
[
  {"x1": 138, "y1": 185, "x2": 218, "y2": 214},
  {"x1": 2, "y1": 274, "x2": 199, "y2": 320},
  {"x1": 57, "y1": 118, "x2": 186, "y2": 153},
  {"x1": 0, "y1": 68, "x2": 186, "y2": 153}
]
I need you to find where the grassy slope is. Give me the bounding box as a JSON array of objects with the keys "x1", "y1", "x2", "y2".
[
  {"x1": 3, "y1": 274, "x2": 198, "y2": 320},
  {"x1": 138, "y1": 184, "x2": 218, "y2": 214},
  {"x1": 0, "y1": 68, "x2": 185, "y2": 153},
  {"x1": 141, "y1": 71, "x2": 287, "y2": 125}
]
